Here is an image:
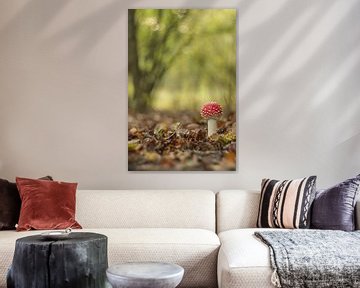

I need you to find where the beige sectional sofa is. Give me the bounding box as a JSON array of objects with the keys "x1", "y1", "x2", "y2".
[
  {"x1": 1, "y1": 189, "x2": 359, "y2": 288},
  {"x1": 0, "y1": 190, "x2": 220, "y2": 288}
]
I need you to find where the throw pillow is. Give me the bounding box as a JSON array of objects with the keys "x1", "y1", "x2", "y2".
[
  {"x1": 0, "y1": 179, "x2": 20, "y2": 230},
  {"x1": 16, "y1": 177, "x2": 82, "y2": 231},
  {"x1": 0, "y1": 176, "x2": 53, "y2": 230},
  {"x1": 257, "y1": 176, "x2": 317, "y2": 229},
  {"x1": 311, "y1": 174, "x2": 360, "y2": 231}
]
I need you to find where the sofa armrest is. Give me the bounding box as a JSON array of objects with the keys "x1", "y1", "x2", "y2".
[{"x1": 356, "y1": 200, "x2": 360, "y2": 230}]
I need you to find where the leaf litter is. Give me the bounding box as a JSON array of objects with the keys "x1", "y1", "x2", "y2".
[{"x1": 128, "y1": 111, "x2": 236, "y2": 171}]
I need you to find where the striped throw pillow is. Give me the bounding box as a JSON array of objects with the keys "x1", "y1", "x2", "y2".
[{"x1": 257, "y1": 176, "x2": 317, "y2": 229}]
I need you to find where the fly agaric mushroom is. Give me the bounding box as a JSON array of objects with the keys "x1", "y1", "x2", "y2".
[{"x1": 200, "y1": 101, "x2": 223, "y2": 137}]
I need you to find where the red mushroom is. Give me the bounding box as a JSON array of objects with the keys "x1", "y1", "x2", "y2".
[{"x1": 200, "y1": 101, "x2": 223, "y2": 137}]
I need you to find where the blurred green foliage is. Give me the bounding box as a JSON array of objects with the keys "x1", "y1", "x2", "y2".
[{"x1": 128, "y1": 9, "x2": 236, "y2": 114}]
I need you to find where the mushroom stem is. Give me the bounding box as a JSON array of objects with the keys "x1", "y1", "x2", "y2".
[{"x1": 207, "y1": 118, "x2": 217, "y2": 137}]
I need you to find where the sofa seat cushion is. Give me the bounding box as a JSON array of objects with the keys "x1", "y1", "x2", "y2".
[
  {"x1": 0, "y1": 228, "x2": 219, "y2": 288},
  {"x1": 102, "y1": 228, "x2": 220, "y2": 288},
  {"x1": 218, "y1": 228, "x2": 282, "y2": 288}
]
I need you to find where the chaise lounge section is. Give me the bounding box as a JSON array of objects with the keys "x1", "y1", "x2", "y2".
[{"x1": 216, "y1": 189, "x2": 360, "y2": 288}]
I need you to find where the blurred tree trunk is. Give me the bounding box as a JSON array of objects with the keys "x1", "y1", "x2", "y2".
[
  {"x1": 128, "y1": 10, "x2": 148, "y2": 112},
  {"x1": 128, "y1": 9, "x2": 192, "y2": 112}
]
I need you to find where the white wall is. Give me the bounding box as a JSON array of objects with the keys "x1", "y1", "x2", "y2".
[{"x1": 0, "y1": 0, "x2": 359, "y2": 191}]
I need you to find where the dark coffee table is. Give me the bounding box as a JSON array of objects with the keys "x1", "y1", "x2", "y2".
[
  {"x1": 106, "y1": 262, "x2": 184, "y2": 288},
  {"x1": 7, "y1": 232, "x2": 108, "y2": 288}
]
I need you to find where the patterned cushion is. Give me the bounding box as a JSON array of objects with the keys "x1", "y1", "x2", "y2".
[{"x1": 257, "y1": 176, "x2": 316, "y2": 229}]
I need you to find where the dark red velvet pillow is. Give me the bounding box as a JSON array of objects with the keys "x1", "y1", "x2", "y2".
[{"x1": 16, "y1": 177, "x2": 82, "y2": 231}]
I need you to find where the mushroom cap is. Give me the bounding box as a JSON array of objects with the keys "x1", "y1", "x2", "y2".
[{"x1": 200, "y1": 102, "x2": 223, "y2": 119}]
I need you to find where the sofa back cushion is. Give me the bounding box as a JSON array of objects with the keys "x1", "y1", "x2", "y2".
[
  {"x1": 217, "y1": 190, "x2": 360, "y2": 232},
  {"x1": 76, "y1": 190, "x2": 216, "y2": 231},
  {"x1": 216, "y1": 190, "x2": 260, "y2": 233}
]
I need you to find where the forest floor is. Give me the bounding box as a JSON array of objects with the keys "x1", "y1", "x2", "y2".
[{"x1": 128, "y1": 111, "x2": 236, "y2": 171}]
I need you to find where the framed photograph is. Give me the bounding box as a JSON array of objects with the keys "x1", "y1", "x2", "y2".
[{"x1": 128, "y1": 9, "x2": 236, "y2": 171}]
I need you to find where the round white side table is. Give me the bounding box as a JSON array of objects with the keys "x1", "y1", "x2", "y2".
[{"x1": 106, "y1": 262, "x2": 184, "y2": 288}]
